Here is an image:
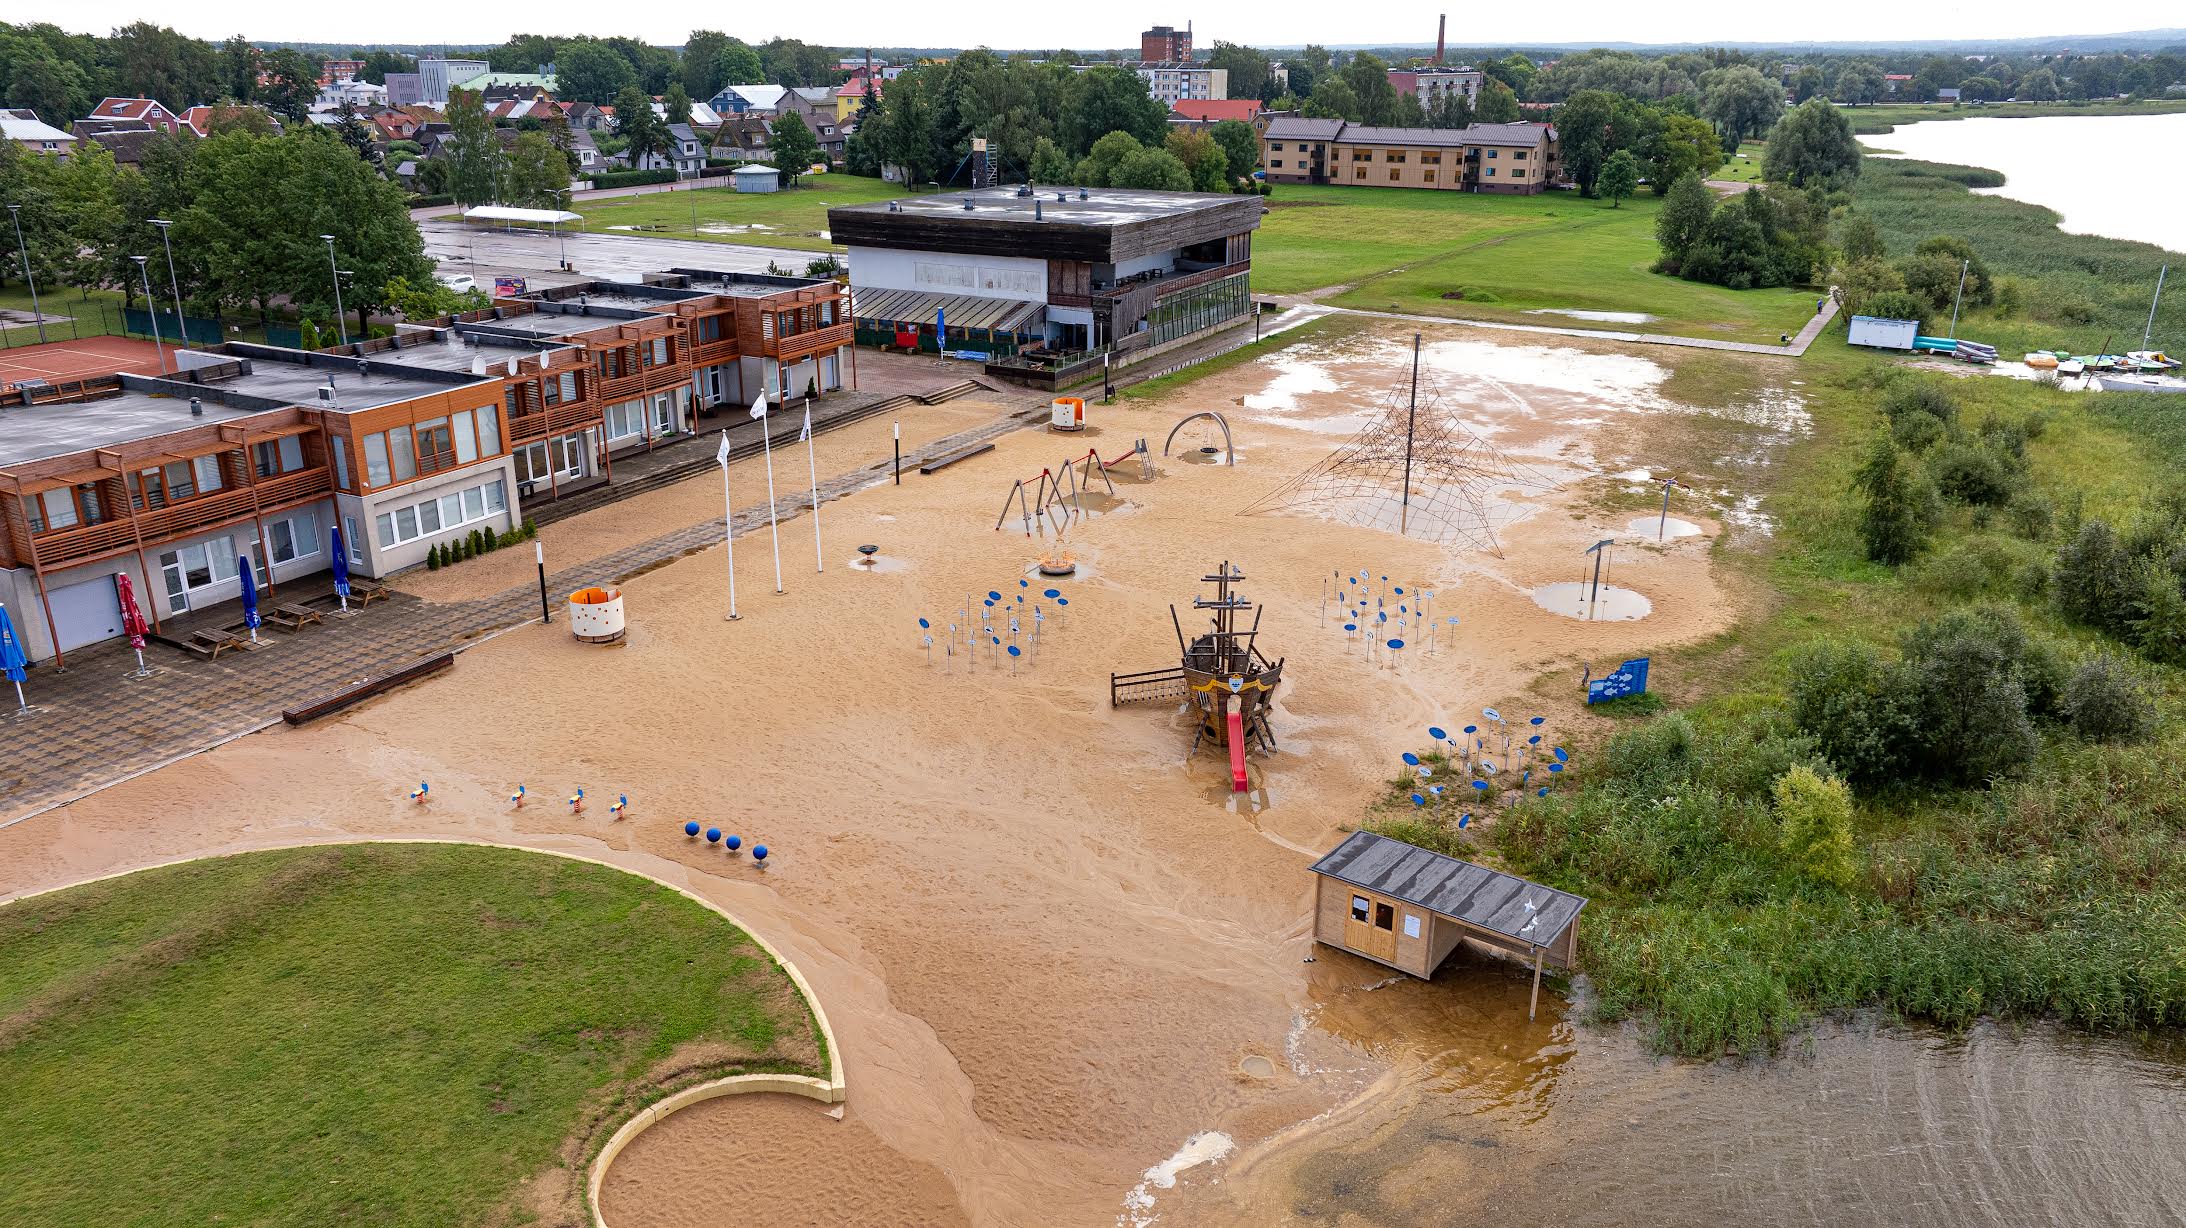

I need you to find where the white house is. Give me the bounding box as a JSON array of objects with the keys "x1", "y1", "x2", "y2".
[{"x1": 0, "y1": 108, "x2": 75, "y2": 158}]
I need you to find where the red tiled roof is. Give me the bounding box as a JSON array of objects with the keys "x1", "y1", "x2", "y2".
[
  {"x1": 836, "y1": 79, "x2": 880, "y2": 98},
  {"x1": 1169, "y1": 98, "x2": 1262, "y2": 123}
]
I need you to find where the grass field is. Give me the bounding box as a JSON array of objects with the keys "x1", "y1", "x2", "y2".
[
  {"x1": 570, "y1": 174, "x2": 926, "y2": 252},
  {"x1": 1714, "y1": 142, "x2": 1768, "y2": 184},
  {"x1": 0, "y1": 843, "x2": 822, "y2": 1226},
  {"x1": 1842, "y1": 97, "x2": 2186, "y2": 136},
  {"x1": 1253, "y1": 184, "x2": 1818, "y2": 344}
]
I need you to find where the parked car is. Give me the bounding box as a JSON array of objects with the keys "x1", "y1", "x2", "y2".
[{"x1": 436, "y1": 272, "x2": 477, "y2": 293}]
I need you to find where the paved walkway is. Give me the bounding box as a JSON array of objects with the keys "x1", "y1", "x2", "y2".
[
  {"x1": 0, "y1": 405, "x2": 1044, "y2": 826},
  {"x1": 1265, "y1": 293, "x2": 1841, "y2": 357}
]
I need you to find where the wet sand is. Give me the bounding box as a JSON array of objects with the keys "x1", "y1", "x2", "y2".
[{"x1": 10, "y1": 323, "x2": 2163, "y2": 1227}]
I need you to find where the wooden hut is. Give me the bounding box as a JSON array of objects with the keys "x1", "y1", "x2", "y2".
[{"x1": 1308, "y1": 830, "x2": 1586, "y2": 1019}]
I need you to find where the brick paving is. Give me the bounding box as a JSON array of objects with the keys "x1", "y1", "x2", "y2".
[{"x1": 0, "y1": 404, "x2": 1045, "y2": 825}]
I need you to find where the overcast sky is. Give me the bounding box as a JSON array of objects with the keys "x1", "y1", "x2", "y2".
[{"x1": 39, "y1": 2, "x2": 2180, "y2": 50}]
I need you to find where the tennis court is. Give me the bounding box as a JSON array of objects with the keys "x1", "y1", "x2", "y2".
[{"x1": 0, "y1": 335, "x2": 173, "y2": 391}]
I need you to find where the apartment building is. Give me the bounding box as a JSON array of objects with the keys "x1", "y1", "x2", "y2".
[
  {"x1": 1106, "y1": 61, "x2": 1228, "y2": 103},
  {"x1": 1260, "y1": 118, "x2": 1559, "y2": 194},
  {"x1": 0, "y1": 269, "x2": 850, "y2": 664},
  {"x1": 1140, "y1": 24, "x2": 1193, "y2": 62},
  {"x1": 1388, "y1": 68, "x2": 1485, "y2": 109}
]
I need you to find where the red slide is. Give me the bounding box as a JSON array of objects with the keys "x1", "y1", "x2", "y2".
[{"x1": 1226, "y1": 696, "x2": 1249, "y2": 792}]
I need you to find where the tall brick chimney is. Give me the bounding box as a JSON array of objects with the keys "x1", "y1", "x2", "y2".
[{"x1": 1436, "y1": 14, "x2": 1446, "y2": 65}]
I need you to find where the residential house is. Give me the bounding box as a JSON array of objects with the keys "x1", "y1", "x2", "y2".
[
  {"x1": 630, "y1": 123, "x2": 706, "y2": 175},
  {"x1": 708, "y1": 84, "x2": 786, "y2": 116},
  {"x1": 711, "y1": 115, "x2": 772, "y2": 162},
  {"x1": 778, "y1": 87, "x2": 845, "y2": 163},
  {"x1": 566, "y1": 127, "x2": 602, "y2": 178},
  {"x1": 652, "y1": 99, "x2": 724, "y2": 130},
  {"x1": 319, "y1": 59, "x2": 364, "y2": 85},
  {"x1": 1936, "y1": 86, "x2": 1963, "y2": 103},
  {"x1": 1260, "y1": 117, "x2": 1559, "y2": 194},
  {"x1": 1140, "y1": 24, "x2": 1193, "y2": 61},
  {"x1": 562, "y1": 100, "x2": 608, "y2": 131},
  {"x1": 370, "y1": 109, "x2": 425, "y2": 142},
  {"x1": 1167, "y1": 98, "x2": 1263, "y2": 133},
  {"x1": 317, "y1": 78, "x2": 387, "y2": 111},
  {"x1": 0, "y1": 108, "x2": 75, "y2": 158},
  {"x1": 85, "y1": 97, "x2": 181, "y2": 135},
  {"x1": 177, "y1": 104, "x2": 283, "y2": 138},
  {"x1": 835, "y1": 77, "x2": 880, "y2": 123},
  {"x1": 70, "y1": 119, "x2": 162, "y2": 167},
  {"x1": 1884, "y1": 73, "x2": 1914, "y2": 95}
]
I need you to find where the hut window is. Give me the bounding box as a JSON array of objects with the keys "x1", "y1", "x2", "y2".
[
  {"x1": 1350, "y1": 896, "x2": 1370, "y2": 923},
  {"x1": 1374, "y1": 902, "x2": 1395, "y2": 931}
]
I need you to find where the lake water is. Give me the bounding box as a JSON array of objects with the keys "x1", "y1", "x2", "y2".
[{"x1": 1864, "y1": 112, "x2": 2186, "y2": 253}]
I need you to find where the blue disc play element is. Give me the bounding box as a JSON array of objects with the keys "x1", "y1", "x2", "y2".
[
  {"x1": 1394, "y1": 586, "x2": 1404, "y2": 595},
  {"x1": 1428, "y1": 726, "x2": 1447, "y2": 740},
  {"x1": 1387, "y1": 638, "x2": 1404, "y2": 650},
  {"x1": 1008, "y1": 645, "x2": 1021, "y2": 657},
  {"x1": 919, "y1": 618, "x2": 930, "y2": 628},
  {"x1": 752, "y1": 845, "x2": 769, "y2": 862},
  {"x1": 1464, "y1": 725, "x2": 1477, "y2": 735},
  {"x1": 726, "y1": 834, "x2": 742, "y2": 850},
  {"x1": 1554, "y1": 747, "x2": 1569, "y2": 763},
  {"x1": 1402, "y1": 752, "x2": 1420, "y2": 766},
  {"x1": 988, "y1": 591, "x2": 1001, "y2": 601},
  {"x1": 1057, "y1": 598, "x2": 1069, "y2": 606},
  {"x1": 684, "y1": 821, "x2": 700, "y2": 837},
  {"x1": 1019, "y1": 579, "x2": 1029, "y2": 588},
  {"x1": 1344, "y1": 623, "x2": 1357, "y2": 632},
  {"x1": 1471, "y1": 780, "x2": 1490, "y2": 791},
  {"x1": 1458, "y1": 814, "x2": 1471, "y2": 828},
  {"x1": 1410, "y1": 793, "x2": 1424, "y2": 806},
  {"x1": 1044, "y1": 588, "x2": 1060, "y2": 599},
  {"x1": 705, "y1": 827, "x2": 722, "y2": 843},
  {"x1": 1538, "y1": 787, "x2": 1550, "y2": 797},
  {"x1": 1483, "y1": 707, "x2": 1503, "y2": 721},
  {"x1": 1530, "y1": 716, "x2": 1546, "y2": 727},
  {"x1": 1548, "y1": 762, "x2": 1565, "y2": 773},
  {"x1": 1529, "y1": 734, "x2": 1542, "y2": 745}
]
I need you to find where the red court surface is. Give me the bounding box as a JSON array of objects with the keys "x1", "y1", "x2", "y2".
[{"x1": 0, "y1": 335, "x2": 173, "y2": 390}]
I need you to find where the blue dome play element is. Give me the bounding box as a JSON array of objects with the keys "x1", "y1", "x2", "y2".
[
  {"x1": 705, "y1": 827, "x2": 722, "y2": 843},
  {"x1": 1044, "y1": 588, "x2": 1060, "y2": 598},
  {"x1": 1402, "y1": 752, "x2": 1420, "y2": 766},
  {"x1": 1387, "y1": 638, "x2": 1404, "y2": 650},
  {"x1": 1553, "y1": 747, "x2": 1570, "y2": 763},
  {"x1": 752, "y1": 845, "x2": 769, "y2": 862},
  {"x1": 1428, "y1": 726, "x2": 1447, "y2": 740},
  {"x1": 919, "y1": 618, "x2": 930, "y2": 628},
  {"x1": 726, "y1": 835, "x2": 742, "y2": 851},
  {"x1": 684, "y1": 821, "x2": 701, "y2": 837},
  {"x1": 1410, "y1": 793, "x2": 1425, "y2": 806},
  {"x1": 1394, "y1": 586, "x2": 1404, "y2": 595}
]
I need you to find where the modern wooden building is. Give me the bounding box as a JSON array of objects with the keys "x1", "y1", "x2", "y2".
[
  {"x1": 829, "y1": 186, "x2": 1258, "y2": 380},
  {"x1": 1261, "y1": 118, "x2": 1560, "y2": 194},
  {"x1": 1309, "y1": 830, "x2": 1586, "y2": 1018}
]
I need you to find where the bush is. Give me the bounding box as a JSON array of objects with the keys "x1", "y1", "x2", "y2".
[
  {"x1": 1773, "y1": 765, "x2": 1859, "y2": 891},
  {"x1": 1881, "y1": 380, "x2": 1959, "y2": 427},
  {"x1": 1912, "y1": 539, "x2": 2017, "y2": 599},
  {"x1": 590, "y1": 168, "x2": 678, "y2": 189},
  {"x1": 1854, "y1": 438, "x2": 1940, "y2": 565},
  {"x1": 2058, "y1": 656, "x2": 2158, "y2": 743},
  {"x1": 2041, "y1": 291, "x2": 2098, "y2": 326},
  {"x1": 426, "y1": 544, "x2": 442, "y2": 570},
  {"x1": 1927, "y1": 438, "x2": 2020, "y2": 506},
  {"x1": 406, "y1": 193, "x2": 455, "y2": 208},
  {"x1": 2008, "y1": 492, "x2": 2054, "y2": 540},
  {"x1": 1890, "y1": 410, "x2": 1946, "y2": 452},
  {"x1": 1898, "y1": 606, "x2": 2044, "y2": 781},
  {"x1": 2053, "y1": 519, "x2": 2136, "y2": 634},
  {"x1": 1785, "y1": 640, "x2": 1915, "y2": 786},
  {"x1": 2127, "y1": 557, "x2": 2186, "y2": 664},
  {"x1": 522, "y1": 517, "x2": 538, "y2": 539},
  {"x1": 1861, "y1": 290, "x2": 1928, "y2": 328}
]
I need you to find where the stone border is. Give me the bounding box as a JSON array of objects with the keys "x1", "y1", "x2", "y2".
[{"x1": 0, "y1": 838, "x2": 847, "y2": 1228}]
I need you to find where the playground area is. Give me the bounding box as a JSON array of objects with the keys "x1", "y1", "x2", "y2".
[
  {"x1": 0, "y1": 320, "x2": 1794, "y2": 1226},
  {"x1": 0, "y1": 334, "x2": 173, "y2": 390}
]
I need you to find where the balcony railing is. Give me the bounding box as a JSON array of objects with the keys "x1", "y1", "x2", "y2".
[
  {"x1": 26, "y1": 517, "x2": 138, "y2": 568},
  {"x1": 254, "y1": 466, "x2": 332, "y2": 510},
  {"x1": 769, "y1": 321, "x2": 852, "y2": 357}
]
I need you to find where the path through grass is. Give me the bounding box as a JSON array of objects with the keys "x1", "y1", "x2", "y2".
[{"x1": 0, "y1": 843, "x2": 822, "y2": 1226}]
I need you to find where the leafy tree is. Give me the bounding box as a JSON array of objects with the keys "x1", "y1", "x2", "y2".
[
  {"x1": 1832, "y1": 61, "x2": 1885, "y2": 105},
  {"x1": 382, "y1": 273, "x2": 487, "y2": 320},
  {"x1": 1338, "y1": 53, "x2": 1398, "y2": 126},
  {"x1": 1303, "y1": 76, "x2": 1359, "y2": 121},
  {"x1": 1832, "y1": 257, "x2": 1906, "y2": 318},
  {"x1": 105, "y1": 21, "x2": 221, "y2": 108},
  {"x1": 356, "y1": 50, "x2": 413, "y2": 86},
  {"x1": 1064, "y1": 66, "x2": 1167, "y2": 153},
  {"x1": 1483, "y1": 52, "x2": 1536, "y2": 97},
  {"x1": 1772, "y1": 765, "x2": 1858, "y2": 890},
  {"x1": 662, "y1": 82, "x2": 693, "y2": 126},
  {"x1": 1958, "y1": 76, "x2": 2005, "y2": 102},
  {"x1": 714, "y1": 40, "x2": 764, "y2": 89},
  {"x1": 256, "y1": 48, "x2": 319, "y2": 123},
  {"x1": 217, "y1": 34, "x2": 259, "y2": 103},
  {"x1": 757, "y1": 38, "x2": 835, "y2": 88},
  {"x1": 1862, "y1": 289, "x2": 1927, "y2": 327},
  {"x1": 1701, "y1": 64, "x2": 1783, "y2": 145},
  {"x1": 768, "y1": 111, "x2": 820, "y2": 184},
  {"x1": 1837, "y1": 211, "x2": 1885, "y2": 264},
  {"x1": 1897, "y1": 607, "x2": 2042, "y2": 785},
  {"x1": 1786, "y1": 639, "x2": 1916, "y2": 788},
  {"x1": 1287, "y1": 44, "x2": 1333, "y2": 98},
  {"x1": 2053, "y1": 520, "x2": 2135, "y2": 635},
  {"x1": 2059, "y1": 655, "x2": 2157, "y2": 742},
  {"x1": 1789, "y1": 65, "x2": 1826, "y2": 103},
  {"x1": 503, "y1": 130, "x2": 570, "y2": 207},
  {"x1": 1111, "y1": 147, "x2": 1191, "y2": 191},
  {"x1": 558, "y1": 40, "x2": 637, "y2": 104},
  {"x1": 1209, "y1": 119, "x2": 1258, "y2": 182},
  {"x1": 1028, "y1": 136, "x2": 1073, "y2": 185},
  {"x1": 1762, "y1": 98, "x2": 1861, "y2": 189},
  {"x1": 489, "y1": 33, "x2": 558, "y2": 74},
  {"x1": 610, "y1": 82, "x2": 669, "y2": 168},
  {"x1": 443, "y1": 88, "x2": 503, "y2": 207},
  {"x1": 333, "y1": 103, "x2": 382, "y2": 172},
  {"x1": 5, "y1": 48, "x2": 91, "y2": 123},
  {"x1": 2018, "y1": 68, "x2": 2059, "y2": 101},
  {"x1": 1855, "y1": 436, "x2": 1937, "y2": 565},
  {"x1": 1206, "y1": 42, "x2": 1271, "y2": 103},
  {"x1": 1598, "y1": 149, "x2": 1641, "y2": 206},
  {"x1": 1073, "y1": 130, "x2": 1143, "y2": 187},
  {"x1": 680, "y1": 29, "x2": 732, "y2": 99},
  {"x1": 1426, "y1": 91, "x2": 1474, "y2": 129},
  {"x1": 1644, "y1": 112, "x2": 1720, "y2": 193},
  {"x1": 1473, "y1": 78, "x2": 1521, "y2": 123},
  {"x1": 1164, "y1": 128, "x2": 1230, "y2": 192},
  {"x1": 1652, "y1": 173, "x2": 1715, "y2": 271},
  {"x1": 1557, "y1": 90, "x2": 1627, "y2": 196}
]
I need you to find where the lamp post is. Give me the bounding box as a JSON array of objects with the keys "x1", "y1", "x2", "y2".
[
  {"x1": 6, "y1": 204, "x2": 46, "y2": 344},
  {"x1": 322, "y1": 234, "x2": 348, "y2": 346},
  {"x1": 150, "y1": 218, "x2": 187, "y2": 349},
  {"x1": 131, "y1": 256, "x2": 167, "y2": 373},
  {"x1": 555, "y1": 188, "x2": 571, "y2": 269}
]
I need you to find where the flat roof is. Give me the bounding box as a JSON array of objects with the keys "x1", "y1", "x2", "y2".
[
  {"x1": 0, "y1": 392, "x2": 267, "y2": 468},
  {"x1": 370, "y1": 331, "x2": 577, "y2": 374},
  {"x1": 212, "y1": 359, "x2": 486, "y2": 413},
  {"x1": 460, "y1": 310, "x2": 630, "y2": 340},
  {"x1": 829, "y1": 186, "x2": 1260, "y2": 264},
  {"x1": 1309, "y1": 830, "x2": 1586, "y2": 948}
]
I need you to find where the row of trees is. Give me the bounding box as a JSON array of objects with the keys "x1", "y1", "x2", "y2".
[
  {"x1": 416, "y1": 88, "x2": 574, "y2": 209},
  {"x1": 1024, "y1": 123, "x2": 1259, "y2": 193},
  {"x1": 0, "y1": 22, "x2": 416, "y2": 127},
  {"x1": 847, "y1": 54, "x2": 1172, "y2": 186},
  {"x1": 1650, "y1": 99, "x2": 1865, "y2": 292},
  {"x1": 488, "y1": 32, "x2": 840, "y2": 103},
  {"x1": 0, "y1": 124, "x2": 428, "y2": 338}
]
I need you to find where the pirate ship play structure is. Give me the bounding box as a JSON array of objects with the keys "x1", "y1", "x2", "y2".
[{"x1": 1110, "y1": 561, "x2": 1283, "y2": 791}]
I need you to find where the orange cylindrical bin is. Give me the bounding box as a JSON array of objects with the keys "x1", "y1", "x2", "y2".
[
  {"x1": 568, "y1": 586, "x2": 626, "y2": 643},
  {"x1": 1049, "y1": 396, "x2": 1085, "y2": 432}
]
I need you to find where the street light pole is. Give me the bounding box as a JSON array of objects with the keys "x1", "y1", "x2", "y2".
[
  {"x1": 322, "y1": 234, "x2": 348, "y2": 346},
  {"x1": 131, "y1": 256, "x2": 168, "y2": 373},
  {"x1": 6, "y1": 204, "x2": 47, "y2": 344},
  {"x1": 150, "y1": 218, "x2": 188, "y2": 349}
]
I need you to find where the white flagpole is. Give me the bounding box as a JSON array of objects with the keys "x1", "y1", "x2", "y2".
[
  {"x1": 803, "y1": 398, "x2": 823, "y2": 572},
  {"x1": 717, "y1": 430, "x2": 740, "y2": 621},
  {"x1": 752, "y1": 390, "x2": 784, "y2": 594}
]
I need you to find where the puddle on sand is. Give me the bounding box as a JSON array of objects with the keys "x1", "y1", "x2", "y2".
[
  {"x1": 1530, "y1": 582, "x2": 1652, "y2": 621},
  {"x1": 1120, "y1": 1131, "x2": 1235, "y2": 1228},
  {"x1": 1524, "y1": 308, "x2": 1656, "y2": 325},
  {"x1": 698, "y1": 222, "x2": 777, "y2": 235},
  {"x1": 845, "y1": 553, "x2": 911, "y2": 574},
  {"x1": 1177, "y1": 445, "x2": 1238, "y2": 465},
  {"x1": 1625, "y1": 516, "x2": 1703, "y2": 540},
  {"x1": 1239, "y1": 1054, "x2": 1277, "y2": 1079}
]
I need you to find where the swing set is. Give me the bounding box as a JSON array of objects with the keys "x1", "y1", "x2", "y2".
[{"x1": 993, "y1": 448, "x2": 1121, "y2": 536}]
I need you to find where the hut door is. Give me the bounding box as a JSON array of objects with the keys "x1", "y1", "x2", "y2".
[{"x1": 1346, "y1": 894, "x2": 1399, "y2": 962}]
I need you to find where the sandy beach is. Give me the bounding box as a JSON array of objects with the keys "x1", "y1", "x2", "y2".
[{"x1": 0, "y1": 320, "x2": 1782, "y2": 1225}]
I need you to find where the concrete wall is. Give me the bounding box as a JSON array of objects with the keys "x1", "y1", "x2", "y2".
[{"x1": 846, "y1": 245, "x2": 1048, "y2": 304}]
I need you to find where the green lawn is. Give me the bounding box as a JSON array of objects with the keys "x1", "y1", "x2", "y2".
[
  {"x1": 570, "y1": 173, "x2": 926, "y2": 252},
  {"x1": 0, "y1": 844, "x2": 823, "y2": 1227},
  {"x1": 1254, "y1": 184, "x2": 1817, "y2": 344},
  {"x1": 1714, "y1": 142, "x2": 1768, "y2": 184}
]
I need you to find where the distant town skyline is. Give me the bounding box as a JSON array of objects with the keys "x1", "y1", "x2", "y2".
[{"x1": 26, "y1": 3, "x2": 2186, "y2": 53}]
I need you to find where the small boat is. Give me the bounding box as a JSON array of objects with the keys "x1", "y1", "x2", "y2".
[
  {"x1": 2057, "y1": 359, "x2": 2086, "y2": 376},
  {"x1": 2097, "y1": 375, "x2": 2186, "y2": 394},
  {"x1": 2024, "y1": 351, "x2": 2059, "y2": 369},
  {"x1": 2127, "y1": 350, "x2": 2181, "y2": 371}
]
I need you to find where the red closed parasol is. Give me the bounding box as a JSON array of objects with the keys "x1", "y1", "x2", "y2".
[{"x1": 115, "y1": 571, "x2": 154, "y2": 677}]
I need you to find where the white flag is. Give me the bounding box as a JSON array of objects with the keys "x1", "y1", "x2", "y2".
[
  {"x1": 798, "y1": 404, "x2": 812, "y2": 442},
  {"x1": 716, "y1": 430, "x2": 731, "y2": 466},
  {"x1": 749, "y1": 390, "x2": 769, "y2": 420}
]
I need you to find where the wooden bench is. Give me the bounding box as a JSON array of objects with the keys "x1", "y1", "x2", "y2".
[
  {"x1": 917, "y1": 441, "x2": 997, "y2": 474},
  {"x1": 265, "y1": 602, "x2": 324, "y2": 632},
  {"x1": 182, "y1": 628, "x2": 240, "y2": 660},
  {"x1": 349, "y1": 581, "x2": 389, "y2": 606},
  {"x1": 281, "y1": 652, "x2": 453, "y2": 725}
]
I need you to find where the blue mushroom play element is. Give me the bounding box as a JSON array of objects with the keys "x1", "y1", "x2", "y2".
[
  {"x1": 684, "y1": 821, "x2": 701, "y2": 837},
  {"x1": 1554, "y1": 747, "x2": 1570, "y2": 763},
  {"x1": 1430, "y1": 784, "x2": 1446, "y2": 796},
  {"x1": 1043, "y1": 588, "x2": 1061, "y2": 599},
  {"x1": 726, "y1": 835, "x2": 743, "y2": 851},
  {"x1": 1402, "y1": 752, "x2": 1421, "y2": 766},
  {"x1": 705, "y1": 827, "x2": 722, "y2": 843},
  {"x1": 1483, "y1": 707, "x2": 1503, "y2": 722},
  {"x1": 752, "y1": 845, "x2": 769, "y2": 862},
  {"x1": 1410, "y1": 793, "x2": 1425, "y2": 806},
  {"x1": 1394, "y1": 586, "x2": 1404, "y2": 595},
  {"x1": 1428, "y1": 726, "x2": 1447, "y2": 741}
]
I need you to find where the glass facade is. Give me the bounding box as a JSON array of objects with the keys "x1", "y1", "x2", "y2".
[{"x1": 1142, "y1": 273, "x2": 1251, "y2": 348}]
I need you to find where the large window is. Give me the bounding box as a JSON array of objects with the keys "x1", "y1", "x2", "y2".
[
  {"x1": 363, "y1": 433, "x2": 392, "y2": 486},
  {"x1": 604, "y1": 399, "x2": 646, "y2": 441},
  {"x1": 1142, "y1": 272, "x2": 1251, "y2": 349},
  {"x1": 388, "y1": 426, "x2": 417, "y2": 482},
  {"x1": 252, "y1": 434, "x2": 304, "y2": 478},
  {"x1": 373, "y1": 478, "x2": 507, "y2": 548},
  {"x1": 268, "y1": 510, "x2": 320, "y2": 564},
  {"x1": 452, "y1": 410, "x2": 479, "y2": 465},
  {"x1": 158, "y1": 535, "x2": 239, "y2": 610},
  {"x1": 330, "y1": 437, "x2": 352, "y2": 489},
  {"x1": 414, "y1": 418, "x2": 455, "y2": 474}
]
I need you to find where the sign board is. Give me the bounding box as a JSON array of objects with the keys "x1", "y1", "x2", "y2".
[
  {"x1": 1847, "y1": 315, "x2": 1918, "y2": 351},
  {"x1": 1585, "y1": 657, "x2": 1650, "y2": 704},
  {"x1": 492, "y1": 276, "x2": 528, "y2": 298}
]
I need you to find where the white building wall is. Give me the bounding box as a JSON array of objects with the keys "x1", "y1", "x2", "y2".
[{"x1": 846, "y1": 246, "x2": 1048, "y2": 304}]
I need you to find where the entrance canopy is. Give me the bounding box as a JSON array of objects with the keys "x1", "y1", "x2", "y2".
[
  {"x1": 460, "y1": 206, "x2": 582, "y2": 224},
  {"x1": 850, "y1": 286, "x2": 1045, "y2": 335}
]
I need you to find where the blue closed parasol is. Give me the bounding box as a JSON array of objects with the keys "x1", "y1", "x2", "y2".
[
  {"x1": 237, "y1": 557, "x2": 262, "y2": 643},
  {"x1": 0, "y1": 602, "x2": 28, "y2": 713}
]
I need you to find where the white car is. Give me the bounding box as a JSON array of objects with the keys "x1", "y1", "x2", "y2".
[{"x1": 436, "y1": 273, "x2": 477, "y2": 293}]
